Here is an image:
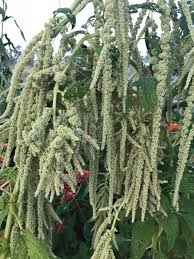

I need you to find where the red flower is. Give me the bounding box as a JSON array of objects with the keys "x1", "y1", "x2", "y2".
[
  {"x1": 0, "y1": 155, "x2": 4, "y2": 167},
  {"x1": 167, "y1": 122, "x2": 180, "y2": 133},
  {"x1": 56, "y1": 221, "x2": 63, "y2": 234},
  {"x1": 76, "y1": 170, "x2": 91, "y2": 183},
  {"x1": 60, "y1": 182, "x2": 76, "y2": 204},
  {"x1": 60, "y1": 191, "x2": 76, "y2": 204},
  {"x1": 63, "y1": 182, "x2": 70, "y2": 192}
]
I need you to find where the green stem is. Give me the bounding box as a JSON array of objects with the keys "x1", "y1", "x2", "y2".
[
  {"x1": 110, "y1": 200, "x2": 125, "y2": 234},
  {"x1": 3, "y1": 184, "x2": 18, "y2": 240},
  {"x1": 0, "y1": 183, "x2": 18, "y2": 259},
  {"x1": 53, "y1": 83, "x2": 59, "y2": 127}
]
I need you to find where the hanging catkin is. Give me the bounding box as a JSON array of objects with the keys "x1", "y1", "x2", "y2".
[{"x1": 150, "y1": 0, "x2": 171, "y2": 202}]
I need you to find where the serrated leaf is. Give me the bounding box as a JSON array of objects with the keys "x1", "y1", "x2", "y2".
[
  {"x1": 163, "y1": 214, "x2": 179, "y2": 250},
  {"x1": 131, "y1": 217, "x2": 156, "y2": 259},
  {"x1": 53, "y1": 8, "x2": 76, "y2": 29}
]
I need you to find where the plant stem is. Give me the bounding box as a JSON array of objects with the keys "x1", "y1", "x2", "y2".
[
  {"x1": 0, "y1": 183, "x2": 18, "y2": 259},
  {"x1": 110, "y1": 200, "x2": 125, "y2": 234},
  {"x1": 3, "y1": 184, "x2": 17, "y2": 240},
  {"x1": 53, "y1": 83, "x2": 59, "y2": 127}
]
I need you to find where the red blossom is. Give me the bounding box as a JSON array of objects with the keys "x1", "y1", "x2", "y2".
[
  {"x1": 60, "y1": 191, "x2": 76, "y2": 204},
  {"x1": 63, "y1": 182, "x2": 71, "y2": 192},
  {"x1": 76, "y1": 170, "x2": 91, "y2": 184},
  {"x1": 55, "y1": 221, "x2": 63, "y2": 234},
  {"x1": 167, "y1": 122, "x2": 180, "y2": 133},
  {"x1": 60, "y1": 182, "x2": 76, "y2": 204}
]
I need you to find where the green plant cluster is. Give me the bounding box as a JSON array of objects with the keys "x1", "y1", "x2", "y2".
[{"x1": 1, "y1": 0, "x2": 194, "y2": 258}]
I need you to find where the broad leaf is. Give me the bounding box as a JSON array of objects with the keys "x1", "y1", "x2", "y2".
[
  {"x1": 64, "y1": 78, "x2": 91, "y2": 101},
  {"x1": 155, "y1": 251, "x2": 166, "y2": 259},
  {"x1": 163, "y1": 213, "x2": 179, "y2": 250},
  {"x1": 179, "y1": 174, "x2": 194, "y2": 194},
  {"x1": 136, "y1": 75, "x2": 157, "y2": 113},
  {"x1": 131, "y1": 217, "x2": 156, "y2": 259},
  {"x1": 182, "y1": 213, "x2": 194, "y2": 235}
]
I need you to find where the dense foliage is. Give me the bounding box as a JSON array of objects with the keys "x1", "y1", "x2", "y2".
[{"x1": 1, "y1": 0, "x2": 194, "y2": 258}]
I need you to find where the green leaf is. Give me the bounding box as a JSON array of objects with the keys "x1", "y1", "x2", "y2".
[
  {"x1": 131, "y1": 217, "x2": 156, "y2": 259},
  {"x1": 179, "y1": 174, "x2": 194, "y2": 193},
  {"x1": 136, "y1": 75, "x2": 157, "y2": 113},
  {"x1": 180, "y1": 198, "x2": 194, "y2": 214},
  {"x1": 12, "y1": 233, "x2": 28, "y2": 259},
  {"x1": 0, "y1": 196, "x2": 8, "y2": 227},
  {"x1": 161, "y1": 195, "x2": 171, "y2": 215},
  {"x1": 0, "y1": 7, "x2": 5, "y2": 19},
  {"x1": 64, "y1": 78, "x2": 91, "y2": 101},
  {"x1": 0, "y1": 238, "x2": 10, "y2": 258},
  {"x1": 173, "y1": 237, "x2": 188, "y2": 257},
  {"x1": 179, "y1": 216, "x2": 193, "y2": 246},
  {"x1": 128, "y1": 3, "x2": 161, "y2": 14},
  {"x1": 13, "y1": 19, "x2": 26, "y2": 41},
  {"x1": 182, "y1": 213, "x2": 194, "y2": 235},
  {"x1": 12, "y1": 231, "x2": 53, "y2": 259},
  {"x1": 179, "y1": 12, "x2": 194, "y2": 38},
  {"x1": 155, "y1": 251, "x2": 166, "y2": 259},
  {"x1": 53, "y1": 8, "x2": 76, "y2": 29},
  {"x1": 163, "y1": 213, "x2": 179, "y2": 250},
  {"x1": 22, "y1": 231, "x2": 52, "y2": 259}
]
